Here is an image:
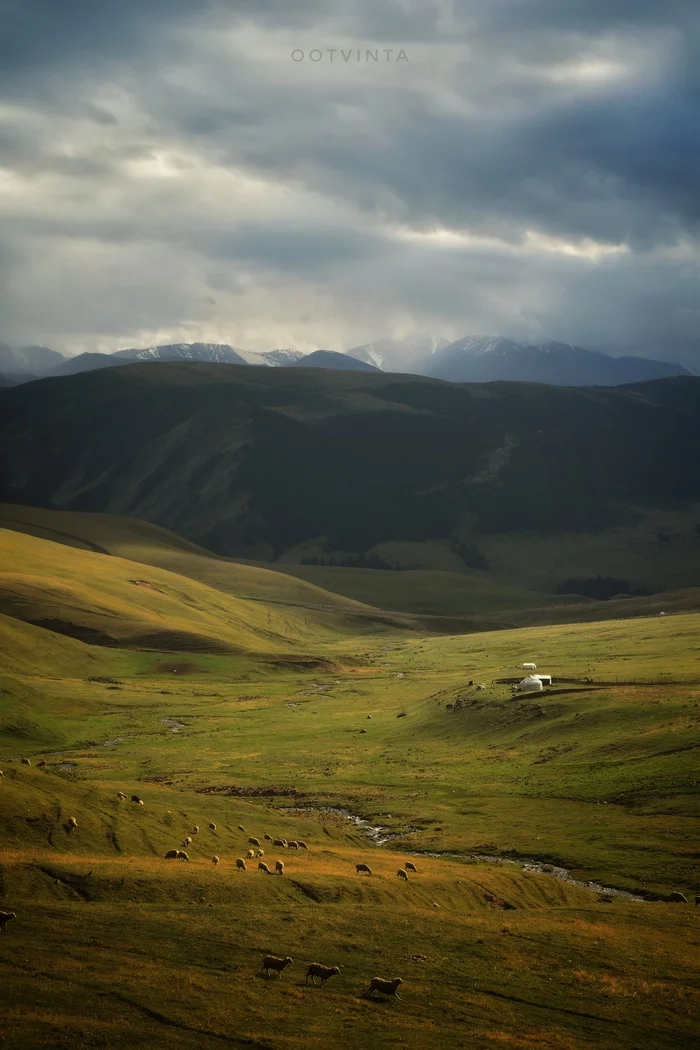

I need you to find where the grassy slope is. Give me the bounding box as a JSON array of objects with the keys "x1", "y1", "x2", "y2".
[
  {"x1": 6, "y1": 503, "x2": 700, "y2": 634},
  {"x1": 0, "y1": 535, "x2": 699, "y2": 1048}
]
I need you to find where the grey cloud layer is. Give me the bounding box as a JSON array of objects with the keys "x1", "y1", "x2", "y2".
[{"x1": 0, "y1": 0, "x2": 698, "y2": 362}]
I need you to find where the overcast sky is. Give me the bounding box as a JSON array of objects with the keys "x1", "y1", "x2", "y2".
[{"x1": 1, "y1": 0, "x2": 698, "y2": 361}]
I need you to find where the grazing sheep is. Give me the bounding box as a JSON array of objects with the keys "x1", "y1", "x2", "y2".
[
  {"x1": 275, "y1": 860, "x2": 285, "y2": 874},
  {"x1": 261, "y1": 955, "x2": 293, "y2": 978},
  {"x1": 356, "y1": 863, "x2": 372, "y2": 875},
  {"x1": 176, "y1": 851, "x2": 190, "y2": 861},
  {"x1": 235, "y1": 858, "x2": 247, "y2": 871},
  {"x1": 256, "y1": 849, "x2": 265, "y2": 858},
  {"x1": 0, "y1": 911, "x2": 17, "y2": 932},
  {"x1": 182, "y1": 836, "x2": 192, "y2": 847},
  {"x1": 117, "y1": 792, "x2": 127, "y2": 800},
  {"x1": 273, "y1": 838, "x2": 287, "y2": 847},
  {"x1": 130, "y1": 795, "x2": 143, "y2": 804},
  {"x1": 248, "y1": 837, "x2": 261, "y2": 847},
  {"x1": 364, "y1": 976, "x2": 404, "y2": 1001},
  {"x1": 247, "y1": 849, "x2": 256, "y2": 859},
  {"x1": 164, "y1": 849, "x2": 180, "y2": 859},
  {"x1": 192, "y1": 825, "x2": 199, "y2": 835},
  {"x1": 397, "y1": 868, "x2": 409, "y2": 881},
  {"x1": 67, "y1": 816, "x2": 78, "y2": 829},
  {"x1": 670, "y1": 891, "x2": 688, "y2": 903},
  {"x1": 237, "y1": 825, "x2": 245, "y2": 832},
  {"x1": 476, "y1": 684, "x2": 486, "y2": 691},
  {"x1": 212, "y1": 856, "x2": 220, "y2": 866},
  {"x1": 306, "y1": 963, "x2": 341, "y2": 986},
  {"x1": 695, "y1": 895, "x2": 700, "y2": 907},
  {"x1": 21, "y1": 758, "x2": 31, "y2": 766},
  {"x1": 37, "y1": 760, "x2": 47, "y2": 767},
  {"x1": 258, "y1": 861, "x2": 271, "y2": 874},
  {"x1": 404, "y1": 861, "x2": 417, "y2": 873},
  {"x1": 264, "y1": 834, "x2": 272, "y2": 841},
  {"x1": 209, "y1": 822, "x2": 217, "y2": 831},
  {"x1": 288, "y1": 840, "x2": 299, "y2": 849},
  {"x1": 297, "y1": 841, "x2": 309, "y2": 850}
]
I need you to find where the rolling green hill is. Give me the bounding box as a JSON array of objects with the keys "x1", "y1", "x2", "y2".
[{"x1": 1, "y1": 365, "x2": 700, "y2": 597}]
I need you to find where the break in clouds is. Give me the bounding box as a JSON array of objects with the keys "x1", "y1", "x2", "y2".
[{"x1": 0, "y1": 0, "x2": 698, "y2": 365}]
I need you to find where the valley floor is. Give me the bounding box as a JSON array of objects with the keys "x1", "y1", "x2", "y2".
[{"x1": 1, "y1": 520, "x2": 699, "y2": 1048}]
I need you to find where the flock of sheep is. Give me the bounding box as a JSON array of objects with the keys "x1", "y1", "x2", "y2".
[{"x1": 261, "y1": 956, "x2": 404, "y2": 1000}]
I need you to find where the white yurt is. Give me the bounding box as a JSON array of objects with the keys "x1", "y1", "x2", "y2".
[
  {"x1": 519, "y1": 675, "x2": 543, "y2": 692},
  {"x1": 521, "y1": 662, "x2": 537, "y2": 670}
]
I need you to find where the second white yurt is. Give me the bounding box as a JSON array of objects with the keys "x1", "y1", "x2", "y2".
[
  {"x1": 519, "y1": 675, "x2": 544, "y2": 692},
  {"x1": 521, "y1": 662, "x2": 537, "y2": 670}
]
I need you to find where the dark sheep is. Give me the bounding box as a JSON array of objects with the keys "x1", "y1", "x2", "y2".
[
  {"x1": 258, "y1": 861, "x2": 271, "y2": 874},
  {"x1": 275, "y1": 860, "x2": 285, "y2": 874},
  {"x1": 287, "y1": 840, "x2": 299, "y2": 849},
  {"x1": 261, "y1": 955, "x2": 293, "y2": 978},
  {"x1": 297, "y1": 841, "x2": 309, "y2": 850},
  {"x1": 273, "y1": 838, "x2": 287, "y2": 847},
  {"x1": 397, "y1": 868, "x2": 409, "y2": 881},
  {"x1": 248, "y1": 837, "x2": 261, "y2": 847},
  {"x1": 236, "y1": 858, "x2": 247, "y2": 871},
  {"x1": 0, "y1": 911, "x2": 17, "y2": 932},
  {"x1": 670, "y1": 891, "x2": 688, "y2": 903},
  {"x1": 21, "y1": 758, "x2": 31, "y2": 766},
  {"x1": 356, "y1": 863, "x2": 372, "y2": 875},
  {"x1": 306, "y1": 963, "x2": 341, "y2": 986},
  {"x1": 237, "y1": 825, "x2": 245, "y2": 832},
  {"x1": 209, "y1": 822, "x2": 217, "y2": 831},
  {"x1": 404, "y1": 861, "x2": 417, "y2": 872},
  {"x1": 177, "y1": 851, "x2": 190, "y2": 861}
]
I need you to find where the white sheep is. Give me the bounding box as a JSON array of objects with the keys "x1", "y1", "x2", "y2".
[
  {"x1": 212, "y1": 856, "x2": 220, "y2": 866},
  {"x1": 116, "y1": 792, "x2": 127, "y2": 800},
  {"x1": 275, "y1": 859, "x2": 285, "y2": 874},
  {"x1": 247, "y1": 849, "x2": 256, "y2": 859},
  {"x1": 192, "y1": 825, "x2": 199, "y2": 835},
  {"x1": 67, "y1": 816, "x2": 78, "y2": 829},
  {"x1": 364, "y1": 976, "x2": 403, "y2": 1000},
  {"x1": 182, "y1": 836, "x2": 192, "y2": 847},
  {"x1": 256, "y1": 849, "x2": 265, "y2": 858}
]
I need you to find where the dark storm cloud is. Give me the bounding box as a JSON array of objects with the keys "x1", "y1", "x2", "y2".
[{"x1": 0, "y1": 0, "x2": 697, "y2": 361}]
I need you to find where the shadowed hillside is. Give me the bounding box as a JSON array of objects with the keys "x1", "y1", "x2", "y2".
[{"x1": 1, "y1": 366, "x2": 699, "y2": 573}]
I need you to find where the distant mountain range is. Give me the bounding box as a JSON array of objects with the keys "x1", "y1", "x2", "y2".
[
  {"x1": 0, "y1": 335, "x2": 691, "y2": 387},
  {"x1": 422, "y1": 336, "x2": 691, "y2": 385}
]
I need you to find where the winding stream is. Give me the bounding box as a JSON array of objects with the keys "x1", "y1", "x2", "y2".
[{"x1": 280, "y1": 805, "x2": 647, "y2": 901}]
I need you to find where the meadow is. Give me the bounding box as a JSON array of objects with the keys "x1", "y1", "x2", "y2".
[{"x1": 1, "y1": 517, "x2": 699, "y2": 1049}]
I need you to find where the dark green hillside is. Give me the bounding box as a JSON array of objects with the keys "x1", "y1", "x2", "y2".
[{"x1": 1, "y1": 364, "x2": 699, "y2": 564}]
